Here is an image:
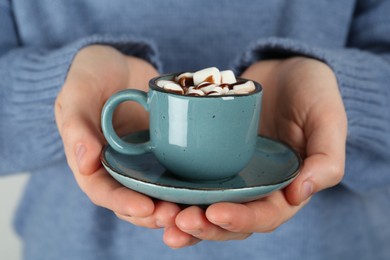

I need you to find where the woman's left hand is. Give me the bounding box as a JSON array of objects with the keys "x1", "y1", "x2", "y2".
[{"x1": 162, "y1": 57, "x2": 348, "y2": 248}]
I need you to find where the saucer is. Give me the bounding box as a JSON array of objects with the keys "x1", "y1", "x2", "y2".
[{"x1": 101, "y1": 131, "x2": 302, "y2": 205}]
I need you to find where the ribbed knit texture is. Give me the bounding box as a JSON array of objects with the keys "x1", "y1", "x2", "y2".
[
  {"x1": 234, "y1": 37, "x2": 390, "y2": 192},
  {"x1": 1, "y1": 0, "x2": 389, "y2": 259},
  {"x1": 0, "y1": 35, "x2": 160, "y2": 174}
]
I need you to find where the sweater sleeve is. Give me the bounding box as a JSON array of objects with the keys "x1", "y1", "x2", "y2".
[
  {"x1": 233, "y1": 0, "x2": 390, "y2": 192},
  {"x1": 0, "y1": 4, "x2": 161, "y2": 175}
]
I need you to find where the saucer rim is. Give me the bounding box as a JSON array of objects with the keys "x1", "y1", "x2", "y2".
[{"x1": 100, "y1": 133, "x2": 302, "y2": 191}]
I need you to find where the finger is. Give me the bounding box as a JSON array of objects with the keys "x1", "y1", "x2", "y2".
[
  {"x1": 55, "y1": 84, "x2": 104, "y2": 175},
  {"x1": 58, "y1": 112, "x2": 104, "y2": 175},
  {"x1": 175, "y1": 206, "x2": 250, "y2": 241},
  {"x1": 153, "y1": 201, "x2": 182, "y2": 227},
  {"x1": 163, "y1": 226, "x2": 201, "y2": 249},
  {"x1": 115, "y1": 200, "x2": 181, "y2": 229},
  {"x1": 285, "y1": 115, "x2": 347, "y2": 205},
  {"x1": 78, "y1": 167, "x2": 155, "y2": 217},
  {"x1": 206, "y1": 191, "x2": 309, "y2": 234},
  {"x1": 115, "y1": 212, "x2": 159, "y2": 228}
]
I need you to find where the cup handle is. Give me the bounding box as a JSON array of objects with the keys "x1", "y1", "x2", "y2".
[{"x1": 101, "y1": 89, "x2": 151, "y2": 155}]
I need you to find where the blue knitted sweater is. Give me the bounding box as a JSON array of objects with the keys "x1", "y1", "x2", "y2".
[{"x1": 1, "y1": 0, "x2": 390, "y2": 259}]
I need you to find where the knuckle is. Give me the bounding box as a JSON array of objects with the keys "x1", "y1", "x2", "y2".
[
  {"x1": 328, "y1": 163, "x2": 345, "y2": 186},
  {"x1": 60, "y1": 120, "x2": 72, "y2": 139},
  {"x1": 262, "y1": 217, "x2": 281, "y2": 233},
  {"x1": 84, "y1": 182, "x2": 104, "y2": 208},
  {"x1": 60, "y1": 117, "x2": 80, "y2": 142},
  {"x1": 227, "y1": 223, "x2": 246, "y2": 233},
  {"x1": 236, "y1": 233, "x2": 252, "y2": 241},
  {"x1": 110, "y1": 187, "x2": 128, "y2": 212},
  {"x1": 255, "y1": 203, "x2": 283, "y2": 233},
  {"x1": 114, "y1": 212, "x2": 129, "y2": 222},
  {"x1": 87, "y1": 195, "x2": 100, "y2": 207}
]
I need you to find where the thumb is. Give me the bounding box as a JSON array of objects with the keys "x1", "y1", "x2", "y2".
[
  {"x1": 55, "y1": 93, "x2": 103, "y2": 175},
  {"x1": 66, "y1": 116, "x2": 103, "y2": 175},
  {"x1": 285, "y1": 154, "x2": 344, "y2": 206},
  {"x1": 284, "y1": 120, "x2": 347, "y2": 205}
]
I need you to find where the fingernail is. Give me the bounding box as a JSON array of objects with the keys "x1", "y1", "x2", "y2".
[
  {"x1": 75, "y1": 143, "x2": 86, "y2": 169},
  {"x1": 301, "y1": 180, "x2": 313, "y2": 202},
  {"x1": 216, "y1": 222, "x2": 231, "y2": 229},
  {"x1": 186, "y1": 229, "x2": 202, "y2": 236}
]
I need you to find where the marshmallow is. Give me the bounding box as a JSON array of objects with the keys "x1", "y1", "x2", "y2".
[
  {"x1": 193, "y1": 67, "x2": 221, "y2": 85},
  {"x1": 157, "y1": 68, "x2": 256, "y2": 96},
  {"x1": 233, "y1": 81, "x2": 256, "y2": 94},
  {"x1": 221, "y1": 86, "x2": 230, "y2": 94},
  {"x1": 220, "y1": 70, "x2": 237, "y2": 84},
  {"x1": 176, "y1": 72, "x2": 193, "y2": 81},
  {"x1": 226, "y1": 89, "x2": 236, "y2": 95},
  {"x1": 186, "y1": 87, "x2": 205, "y2": 96},
  {"x1": 176, "y1": 72, "x2": 194, "y2": 87},
  {"x1": 207, "y1": 86, "x2": 224, "y2": 95},
  {"x1": 163, "y1": 82, "x2": 184, "y2": 94},
  {"x1": 208, "y1": 86, "x2": 225, "y2": 96},
  {"x1": 198, "y1": 83, "x2": 219, "y2": 94},
  {"x1": 156, "y1": 80, "x2": 175, "y2": 88}
]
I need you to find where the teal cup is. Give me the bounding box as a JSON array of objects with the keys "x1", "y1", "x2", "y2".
[{"x1": 101, "y1": 74, "x2": 262, "y2": 182}]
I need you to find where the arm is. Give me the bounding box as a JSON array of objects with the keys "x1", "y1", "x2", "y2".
[
  {"x1": 235, "y1": 31, "x2": 390, "y2": 191},
  {"x1": 162, "y1": 0, "x2": 390, "y2": 248},
  {"x1": 1, "y1": 2, "x2": 187, "y2": 244},
  {"x1": 0, "y1": 2, "x2": 160, "y2": 175}
]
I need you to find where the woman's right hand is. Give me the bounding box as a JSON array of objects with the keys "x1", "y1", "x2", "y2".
[{"x1": 54, "y1": 45, "x2": 186, "y2": 238}]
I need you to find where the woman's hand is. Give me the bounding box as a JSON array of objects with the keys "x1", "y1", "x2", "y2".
[
  {"x1": 55, "y1": 49, "x2": 347, "y2": 248},
  {"x1": 163, "y1": 57, "x2": 348, "y2": 248},
  {"x1": 55, "y1": 45, "x2": 183, "y2": 231}
]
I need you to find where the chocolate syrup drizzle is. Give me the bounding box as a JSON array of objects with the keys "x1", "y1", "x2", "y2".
[{"x1": 174, "y1": 76, "x2": 246, "y2": 96}]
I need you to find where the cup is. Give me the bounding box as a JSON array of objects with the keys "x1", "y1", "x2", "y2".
[{"x1": 101, "y1": 73, "x2": 262, "y2": 182}]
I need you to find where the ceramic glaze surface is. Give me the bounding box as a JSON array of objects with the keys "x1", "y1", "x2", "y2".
[
  {"x1": 101, "y1": 131, "x2": 302, "y2": 205},
  {"x1": 149, "y1": 79, "x2": 262, "y2": 180}
]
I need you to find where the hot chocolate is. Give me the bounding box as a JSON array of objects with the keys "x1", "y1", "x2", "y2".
[{"x1": 156, "y1": 67, "x2": 256, "y2": 96}]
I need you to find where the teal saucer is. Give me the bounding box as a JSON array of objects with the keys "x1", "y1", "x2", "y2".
[{"x1": 101, "y1": 131, "x2": 302, "y2": 205}]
